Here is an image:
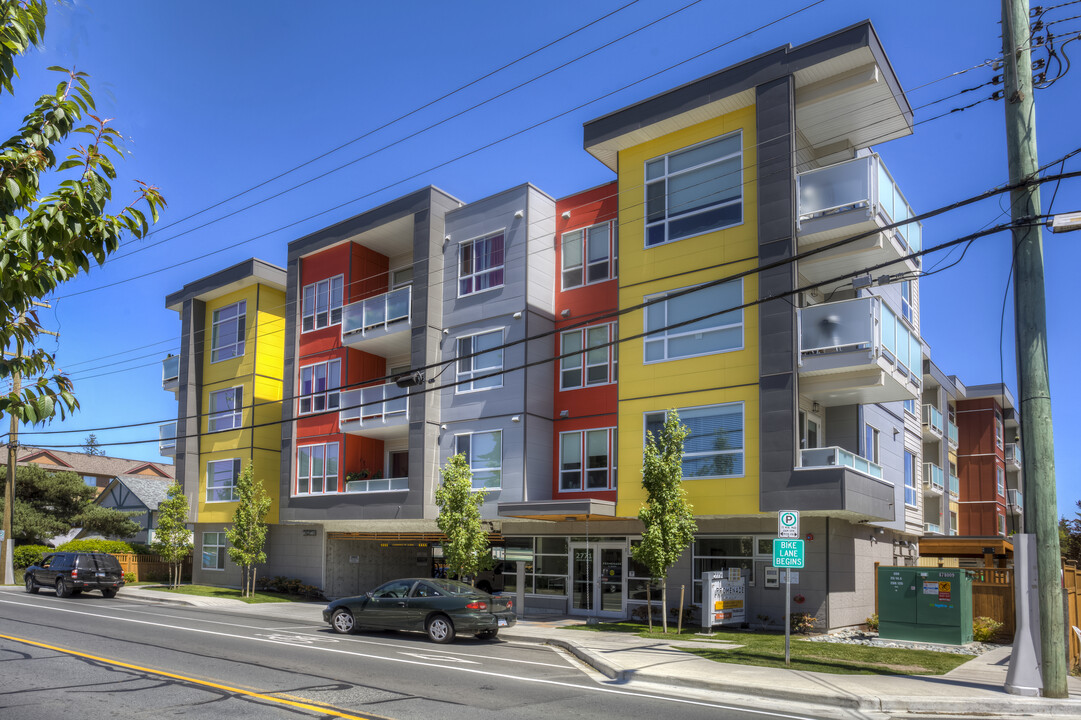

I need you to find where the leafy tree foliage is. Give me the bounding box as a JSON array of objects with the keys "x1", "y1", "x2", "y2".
[
  {"x1": 631, "y1": 409, "x2": 697, "y2": 633},
  {"x1": 435, "y1": 454, "x2": 489, "y2": 585},
  {"x1": 152, "y1": 482, "x2": 191, "y2": 588},
  {"x1": 0, "y1": 464, "x2": 139, "y2": 543},
  {"x1": 1060, "y1": 500, "x2": 1081, "y2": 565},
  {"x1": 82, "y1": 433, "x2": 103, "y2": 456},
  {"x1": 226, "y1": 463, "x2": 270, "y2": 597}
]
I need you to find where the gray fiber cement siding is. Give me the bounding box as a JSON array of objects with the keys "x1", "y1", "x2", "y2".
[{"x1": 176, "y1": 298, "x2": 204, "y2": 521}]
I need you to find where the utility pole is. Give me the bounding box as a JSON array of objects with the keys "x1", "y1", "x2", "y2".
[{"x1": 1000, "y1": 0, "x2": 1066, "y2": 698}]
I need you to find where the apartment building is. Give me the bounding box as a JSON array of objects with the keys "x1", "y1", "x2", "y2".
[
  {"x1": 956, "y1": 383, "x2": 1023, "y2": 536},
  {"x1": 920, "y1": 359, "x2": 963, "y2": 535}
]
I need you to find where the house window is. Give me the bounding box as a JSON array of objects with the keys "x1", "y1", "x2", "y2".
[
  {"x1": 903, "y1": 399, "x2": 917, "y2": 416},
  {"x1": 644, "y1": 280, "x2": 742, "y2": 362},
  {"x1": 901, "y1": 281, "x2": 912, "y2": 323},
  {"x1": 454, "y1": 430, "x2": 502, "y2": 489},
  {"x1": 559, "y1": 428, "x2": 616, "y2": 491},
  {"x1": 206, "y1": 458, "x2": 241, "y2": 502},
  {"x1": 457, "y1": 329, "x2": 503, "y2": 392},
  {"x1": 997, "y1": 513, "x2": 1006, "y2": 537},
  {"x1": 995, "y1": 410, "x2": 1004, "y2": 449},
  {"x1": 904, "y1": 450, "x2": 917, "y2": 507},
  {"x1": 296, "y1": 442, "x2": 340, "y2": 495},
  {"x1": 645, "y1": 403, "x2": 743, "y2": 478},
  {"x1": 560, "y1": 324, "x2": 617, "y2": 389},
  {"x1": 864, "y1": 424, "x2": 880, "y2": 464},
  {"x1": 301, "y1": 276, "x2": 344, "y2": 332},
  {"x1": 211, "y1": 300, "x2": 245, "y2": 362},
  {"x1": 996, "y1": 465, "x2": 1005, "y2": 497},
  {"x1": 299, "y1": 359, "x2": 341, "y2": 414},
  {"x1": 459, "y1": 231, "x2": 505, "y2": 296},
  {"x1": 208, "y1": 386, "x2": 243, "y2": 433},
  {"x1": 562, "y1": 221, "x2": 614, "y2": 289},
  {"x1": 201, "y1": 532, "x2": 226, "y2": 571},
  {"x1": 501, "y1": 537, "x2": 568, "y2": 596},
  {"x1": 391, "y1": 267, "x2": 413, "y2": 288},
  {"x1": 645, "y1": 131, "x2": 742, "y2": 247},
  {"x1": 691, "y1": 536, "x2": 759, "y2": 603}
]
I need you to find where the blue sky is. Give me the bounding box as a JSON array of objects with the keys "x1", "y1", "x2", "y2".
[{"x1": 4, "y1": 1, "x2": 1078, "y2": 518}]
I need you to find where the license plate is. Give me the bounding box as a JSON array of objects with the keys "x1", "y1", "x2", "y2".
[
  {"x1": 95, "y1": 572, "x2": 105, "y2": 577},
  {"x1": 498, "y1": 618, "x2": 508, "y2": 627}
]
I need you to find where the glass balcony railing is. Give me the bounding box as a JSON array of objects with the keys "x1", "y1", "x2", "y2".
[
  {"x1": 340, "y1": 383, "x2": 408, "y2": 426},
  {"x1": 342, "y1": 287, "x2": 410, "y2": 338},
  {"x1": 1005, "y1": 442, "x2": 1022, "y2": 467},
  {"x1": 949, "y1": 473, "x2": 959, "y2": 498},
  {"x1": 1008, "y1": 488, "x2": 1024, "y2": 510},
  {"x1": 923, "y1": 462, "x2": 944, "y2": 493},
  {"x1": 947, "y1": 420, "x2": 959, "y2": 448},
  {"x1": 797, "y1": 154, "x2": 922, "y2": 253},
  {"x1": 799, "y1": 296, "x2": 922, "y2": 381},
  {"x1": 924, "y1": 523, "x2": 942, "y2": 535},
  {"x1": 345, "y1": 476, "x2": 409, "y2": 493},
  {"x1": 159, "y1": 422, "x2": 177, "y2": 455},
  {"x1": 800, "y1": 446, "x2": 885, "y2": 480},
  {"x1": 922, "y1": 404, "x2": 944, "y2": 436},
  {"x1": 162, "y1": 355, "x2": 179, "y2": 388}
]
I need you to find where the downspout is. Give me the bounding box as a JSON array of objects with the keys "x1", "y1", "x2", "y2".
[{"x1": 825, "y1": 516, "x2": 830, "y2": 631}]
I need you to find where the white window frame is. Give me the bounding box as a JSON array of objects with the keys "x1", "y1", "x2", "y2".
[
  {"x1": 201, "y1": 531, "x2": 227, "y2": 571},
  {"x1": 458, "y1": 230, "x2": 505, "y2": 297},
  {"x1": 644, "y1": 131, "x2": 743, "y2": 247},
  {"x1": 296, "y1": 442, "x2": 340, "y2": 496},
  {"x1": 864, "y1": 423, "x2": 880, "y2": 464},
  {"x1": 644, "y1": 403, "x2": 744, "y2": 480},
  {"x1": 208, "y1": 386, "x2": 243, "y2": 433},
  {"x1": 559, "y1": 428, "x2": 617, "y2": 492},
  {"x1": 298, "y1": 358, "x2": 341, "y2": 415},
  {"x1": 301, "y1": 275, "x2": 344, "y2": 333},
  {"x1": 456, "y1": 328, "x2": 504, "y2": 393},
  {"x1": 643, "y1": 280, "x2": 743, "y2": 363},
  {"x1": 454, "y1": 430, "x2": 502, "y2": 490},
  {"x1": 561, "y1": 221, "x2": 615, "y2": 290},
  {"x1": 996, "y1": 464, "x2": 1005, "y2": 497},
  {"x1": 560, "y1": 323, "x2": 617, "y2": 390},
  {"x1": 210, "y1": 300, "x2": 246, "y2": 362},
  {"x1": 904, "y1": 450, "x2": 918, "y2": 508},
  {"x1": 995, "y1": 411, "x2": 1004, "y2": 449},
  {"x1": 206, "y1": 458, "x2": 241, "y2": 503}
]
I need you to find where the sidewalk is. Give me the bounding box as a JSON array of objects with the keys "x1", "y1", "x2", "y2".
[{"x1": 119, "y1": 586, "x2": 1081, "y2": 717}]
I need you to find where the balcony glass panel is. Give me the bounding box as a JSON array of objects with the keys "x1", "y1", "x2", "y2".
[
  {"x1": 342, "y1": 287, "x2": 411, "y2": 337},
  {"x1": 924, "y1": 523, "x2": 941, "y2": 534},
  {"x1": 949, "y1": 473, "x2": 959, "y2": 498},
  {"x1": 1008, "y1": 488, "x2": 1023, "y2": 509},
  {"x1": 159, "y1": 422, "x2": 176, "y2": 454},
  {"x1": 947, "y1": 421, "x2": 959, "y2": 446},
  {"x1": 800, "y1": 298, "x2": 877, "y2": 353},
  {"x1": 798, "y1": 159, "x2": 870, "y2": 219},
  {"x1": 162, "y1": 355, "x2": 179, "y2": 384},
  {"x1": 923, "y1": 462, "x2": 944, "y2": 492},
  {"x1": 922, "y1": 405, "x2": 944, "y2": 435},
  {"x1": 346, "y1": 476, "x2": 409, "y2": 493},
  {"x1": 340, "y1": 384, "x2": 408, "y2": 425},
  {"x1": 1005, "y1": 442, "x2": 1022, "y2": 465},
  {"x1": 799, "y1": 446, "x2": 884, "y2": 480}
]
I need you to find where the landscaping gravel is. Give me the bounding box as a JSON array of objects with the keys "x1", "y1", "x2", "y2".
[{"x1": 801, "y1": 628, "x2": 1004, "y2": 656}]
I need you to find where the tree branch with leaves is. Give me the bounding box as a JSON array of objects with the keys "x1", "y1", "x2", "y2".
[
  {"x1": 435, "y1": 454, "x2": 490, "y2": 585},
  {"x1": 152, "y1": 482, "x2": 191, "y2": 588},
  {"x1": 226, "y1": 463, "x2": 270, "y2": 597}
]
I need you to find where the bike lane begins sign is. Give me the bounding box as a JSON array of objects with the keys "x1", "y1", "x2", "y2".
[
  {"x1": 778, "y1": 510, "x2": 799, "y2": 539},
  {"x1": 773, "y1": 539, "x2": 805, "y2": 568}
]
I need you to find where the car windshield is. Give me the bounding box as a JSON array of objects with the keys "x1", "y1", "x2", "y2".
[{"x1": 426, "y1": 578, "x2": 481, "y2": 595}]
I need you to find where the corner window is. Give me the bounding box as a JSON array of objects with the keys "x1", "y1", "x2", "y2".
[
  {"x1": 459, "y1": 231, "x2": 505, "y2": 296},
  {"x1": 645, "y1": 132, "x2": 742, "y2": 247},
  {"x1": 560, "y1": 323, "x2": 617, "y2": 389},
  {"x1": 645, "y1": 403, "x2": 743, "y2": 479},
  {"x1": 562, "y1": 221, "x2": 615, "y2": 289},
  {"x1": 454, "y1": 430, "x2": 502, "y2": 489},
  {"x1": 202, "y1": 532, "x2": 226, "y2": 570},
  {"x1": 299, "y1": 359, "x2": 341, "y2": 414},
  {"x1": 208, "y1": 386, "x2": 243, "y2": 433},
  {"x1": 560, "y1": 428, "x2": 617, "y2": 491},
  {"x1": 211, "y1": 300, "x2": 245, "y2": 362},
  {"x1": 456, "y1": 329, "x2": 503, "y2": 392},
  {"x1": 206, "y1": 459, "x2": 241, "y2": 503},
  {"x1": 301, "y1": 276, "x2": 344, "y2": 332},
  {"x1": 904, "y1": 450, "x2": 918, "y2": 507},
  {"x1": 296, "y1": 442, "x2": 340, "y2": 495},
  {"x1": 644, "y1": 280, "x2": 742, "y2": 362}
]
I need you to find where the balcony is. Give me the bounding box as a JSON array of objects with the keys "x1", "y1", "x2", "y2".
[
  {"x1": 796, "y1": 154, "x2": 922, "y2": 293},
  {"x1": 159, "y1": 422, "x2": 176, "y2": 456},
  {"x1": 341, "y1": 287, "x2": 411, "y2": 357},
  {"x1": 1007, "y1": 488, "x2": 1023, "y2": 514},
  {"x1": 924, "y1": 523, "x2": 942, "y2": 535},
  {"x1": 798, "y1": 296, "x2": 921, "y2": 406},
  {"x1": 345, "y1": 475, "x2": 409, "y2": 494},
  {"x1": 773, "y1": 447, "x2": 895, "y2": 522},
  {"x1": 922, "y1": 404, "x2": 944, "y2": 440},
  {"x1": 1005, "y1": 442, "x2": 1022, "y2": 471},
  {"x1": 948, "y1": 473, "x2": 959, "y2": 499},
  {"x1": 339, "y1": 383, "x2": 408, "y2": 441},
  {"x1": 800, "y1": 446, "x2": 883, "y2": 479},
  {"x1": 947, "y1": 419, "x2": 959, "y2": 449},
  {"x1": 162, "y1": 355, "x2": 179, "y2": 392},
  {"x1": 923, "y1": 462, "x2": 944, "y2": 494}
]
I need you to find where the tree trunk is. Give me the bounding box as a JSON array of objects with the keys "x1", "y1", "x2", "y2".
[
  {"x1": 646, "y1": 582, "x2": 653, "y2": 632},
  {"x1": 661, "y1": 582, "x2": 668, "y2": 634},
  {"x1": 251, "y1": 567, "x2": 257, "y2": 597}
]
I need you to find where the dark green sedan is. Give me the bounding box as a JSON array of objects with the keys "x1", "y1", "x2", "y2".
[{"x1": 323, "y1": 577, "x2": 516, "y2": 643}]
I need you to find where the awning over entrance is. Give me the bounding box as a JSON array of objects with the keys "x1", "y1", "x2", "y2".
[{"x1": 497, "y1": 498, "x2": 620, "y2": 522}]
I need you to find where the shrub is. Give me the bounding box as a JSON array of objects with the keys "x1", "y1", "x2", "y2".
[
  {"x1": 790, "y1": 612, "x2": 816, "y2": 634},
  {"x1": 973, "y1": 616, "x2": 1003, "y2": 642},
  {"x1": 123, "y1": 572, "x2": 137, "y2": 584},
  {"x1": 57, "y1": 539, "x2": 134, "y2": 554},
  {"x1": 255, "y1": 575, "x2": 325, "y2": 600},
  {"x1": 13, "y1": 544, "x2": 49, "y2": 569},
  {"x1": 865, "y1": 613, "x2": 879, "y2": 632},
  {"x1": 630, "y1": 605, "x2": 661, "y2": 623}
]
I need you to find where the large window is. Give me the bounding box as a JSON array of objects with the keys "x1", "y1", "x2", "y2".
[
  {"x1": 299, "y1": 359, "x2": 341, "y2": 414},
  {"x1": 459, "y1": 231, "x2": 505, "y2": 296},
  {"x1": 996, "y1": 465, "x2": 1005, "y2": 497},
  {"x1": 202, "y1": 532, "x2": 226, "y2": 570},
  {"x1": 206, "y1": 459, "x2": 241, "y2": 502},
  {"x1": 302, "y1": 275, "x2": 344, "y2": 332},
  {"x1": 864, "y1": 424, "x2": 880, "y2": 464},
  {"x1": 560, "y1": 324, "x2": 617, "y2": 389},
  {"x1": 211, "y1": 300, "x2": 245, "y2": 362},
  {"x1": 646, "y1": 403, "x2": 744, "y2": 478},
  {"x1": 208, "y1": 386, "x2": 243, "y2": 432},
  {"x1": 691, "y1": 536, "x2": 765, "y2": 603},
  {"x1": 559, "y1": 428, "x2": 616, "y2": 491},
  {"x1": 562, "y1": 221, "x2": 614, "y2": 289},
  {"x1": 995, "y1": 410, "x2": 1004, "y2": 449},
  {"x1": 501, "y1": 537, "x2": 568, "y2": 596},
  {"x1": 904, "y1": 450, "x2": 918, "y2": 507},
  {"x1": 297, "y1": 442, "x2": 340, "y2": 495},
  {"x1": 644, "y1": 280, "x2": 742, "y2": 362},
  {"x1": 454, "y1": 430, "x2": 502, "y2": 489},
  {"x1": 456, "y1": 329, "x2": 503, "y2": 393},
  {"x1": 645, "y1": 132, "x2": 742, "y2": 247}
]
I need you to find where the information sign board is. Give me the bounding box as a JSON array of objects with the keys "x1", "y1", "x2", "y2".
[{"x1": 773, "y1": 539, "x2": 805, "y2": 568}]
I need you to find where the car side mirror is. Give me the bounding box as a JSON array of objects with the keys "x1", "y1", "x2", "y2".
[{"x1": 366, "y1": 591, "x2": 373, "y2": 598}]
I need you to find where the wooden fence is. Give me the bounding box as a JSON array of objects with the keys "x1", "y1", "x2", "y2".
[
  {"x1": 112, "y1": 553, "x2": 191, "y2": 583},
  {"x1": 970, "y1": 567, "x2": 1014, "y2": 641},
  {"x1": 1067, "y1": 562, "x2": 1079, "y2": 672}
]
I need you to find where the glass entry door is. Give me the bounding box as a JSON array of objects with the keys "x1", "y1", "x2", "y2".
[{"x1": 570, "y1": 543, "x2": 625, "y2": 617}]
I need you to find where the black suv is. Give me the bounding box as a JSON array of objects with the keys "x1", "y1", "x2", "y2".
[{"x1": 24, "y1": 552, "x2": 124, "y2": 598}]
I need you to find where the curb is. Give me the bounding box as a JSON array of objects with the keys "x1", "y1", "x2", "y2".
[{"x1": 502, "y1": 632, "x2": 626, "y2": 681}]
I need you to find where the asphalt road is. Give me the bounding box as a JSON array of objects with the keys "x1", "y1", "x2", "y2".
[{"x1": 0, "y1": 588, "x2": 846, "y2": 720}]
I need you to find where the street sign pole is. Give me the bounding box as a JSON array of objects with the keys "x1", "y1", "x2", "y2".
[
  {"x1": 785, "y1": 569, "x2": 791, "y2": 666},
  {"x1": 775, "y1": 511, "x2": 801, "y2": 668}
]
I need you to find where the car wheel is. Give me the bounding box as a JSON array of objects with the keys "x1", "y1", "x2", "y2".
[
  {"x1": 475, "y1": 629, "x2": 498, "y2": 640},
  {"x1": 331, "y1": 609, "x2": 356, "y2": 634},
  {"x1": 426, "y1": 614, "x2": 455, "y2": 644},
  {"x1": 25, "y1": 576, "x2": 38, "y2": 594},
  {"x1": 56, "y1": 579, "x2": 72, "y2": 598},
  {"x1": 101, "y1": 588, "x2": 117, "y2": 598}
]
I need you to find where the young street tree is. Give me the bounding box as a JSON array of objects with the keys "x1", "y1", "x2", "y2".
[
  {"x1": 226, "y1": 463, "x2": 270, "y2": 597},
  {"x1": 631, "y1": 409, "x2": 697, "y2": 633},
  {"x1": 152, "y1": 482, "x2": 192, "y2": 589},
  {"x1": 435, "y1": 454, "x2": 489, "y2": 585}
]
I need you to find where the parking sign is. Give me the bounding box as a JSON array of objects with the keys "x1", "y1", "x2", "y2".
[{"x1": 778, "y1": 510, "x2": 799, "y2": 539}]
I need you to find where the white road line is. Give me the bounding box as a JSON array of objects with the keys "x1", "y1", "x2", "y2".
[{"x1": 0, "y1": 597, "x2": 819, "y2": 720}]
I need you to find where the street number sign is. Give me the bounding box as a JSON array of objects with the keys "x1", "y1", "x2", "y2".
[
  {"x1": 773, "y1": 539, "x2": 805, "y2": 568},
  {"x1": 778, "y1": 510, "x2": 799, "y2": 539}
]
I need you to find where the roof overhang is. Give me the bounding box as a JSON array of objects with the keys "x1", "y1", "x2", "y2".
[
  {"x1": 497, "y1": 498, "x2": 620, "y2": 522},
  {"x1": 166, "y1": 257, "x2": 286, "y2": 311}
]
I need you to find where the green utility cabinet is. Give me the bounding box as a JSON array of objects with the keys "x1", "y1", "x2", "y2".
[{"x1": 877, "y1": 567, "x2": 973, "y2": 644}]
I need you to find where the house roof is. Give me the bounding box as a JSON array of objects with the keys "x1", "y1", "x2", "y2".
[
  {"x1": 103, "y1": 474, "x2": 175, "y2": 510},
  {"x1": 0, "y1": 445, "x2": 175, "y2": 479}
]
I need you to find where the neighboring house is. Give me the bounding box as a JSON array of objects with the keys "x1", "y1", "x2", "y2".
[
  {"x1": 86, "y1": 475, "x2": 176, "y2": 545},
  {"x1": 0, "y1": 445, "x2": 174, "y2": 495}
]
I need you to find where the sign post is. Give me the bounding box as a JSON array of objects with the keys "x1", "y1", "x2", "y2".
[{"x1": 775, "y1": 511, "x2": 803, "y2": 666}]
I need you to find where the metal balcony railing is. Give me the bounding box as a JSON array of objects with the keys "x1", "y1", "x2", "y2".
[
  {"x1": 342, "y1": 287, "x2": 410, "y2": 338},
  {"x1": 947, "y1": 420, "x2": 959, "y2": 448},
  {"x1": 1005, "y1": 442, "x2": 1022, "y2": 468},
  {"x1": 345, "y1": 476, "x2": 409, "y2": 493},
  {"x1": 922, "y1": 404, "x2": 944, "y2": 436},
  {"x1": 923, "y1": 462, "x2": 944, "y2": 493},
  {"x1": 799, "y1": 446, "x2": 885, "y2": 480},
  {"x1": 948, "y1": 473, "x2": 959, "y2": 498},
  {"x1": 1008, "y1": 488, "x2": 1024, "y2": 510}
]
